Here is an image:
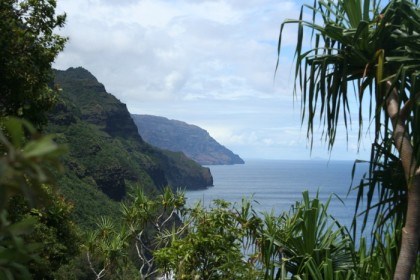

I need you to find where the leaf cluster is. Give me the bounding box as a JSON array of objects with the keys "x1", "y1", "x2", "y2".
[
  {"x1": 0, "y1": 118, "x2": 71, "y2": 279},
  {"x1": 0, "y1": 0, "x2": 67, "y2": 125},
  {"x1": 153, "y1": 191, "x2": 357, "y2": 280},
  {"x1": 277, "y1": 0, "x2": 420, "y2": 158}
]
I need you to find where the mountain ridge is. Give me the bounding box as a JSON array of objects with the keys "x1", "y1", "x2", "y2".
[{"x1": 132, "y1": 114, "x2": 245, "y2": 165}]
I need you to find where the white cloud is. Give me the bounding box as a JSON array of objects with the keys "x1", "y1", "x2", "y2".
[{"x1": 54, "y1": 0, "x2": 371, "y2": 160}]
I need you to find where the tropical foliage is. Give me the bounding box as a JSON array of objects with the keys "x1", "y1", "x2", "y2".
[
  {"x1": 259, "y1": 192, "x2": 356, "y2": 280},
  {"x1": 86, "y1": 189, "x2": 360, "y2": 280},
  {"x1": 57, "y1": 186, "x2": 420, "y2": 280},
  {"x1": 0, "y1": 1, "x2": 77, "y2": 278},
  {"x1": 6, "y1": 0, "x2": 420, "y2": 279},
  {"x1": 81, "y1": 187, "x2": 186, "y2": 279},
  {"x1": 277, "y1": 0, "x2": 420, "y2": 278},
  {"x1": 0, "y1": 118, "x2": 70, "y2": 279},
  {"x1": 155, "y1": 198, "x2": 260, "y2": 280},
  {"x1": 0, "y1": 0, "x2": 67, "y2": 125},
  {"x1": 7, "y1": 190, "x2": 80, "y2": 279}
]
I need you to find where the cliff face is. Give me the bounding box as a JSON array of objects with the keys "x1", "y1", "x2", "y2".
[
  {"x1": 132, "y1": 114, "x2": 245, "y2": 165},
  {"x1": 49, "y1": 67, "x2": 213, "y2": 208},
  {"x1": 53, "y1": 67, "x2": 141, "y2": 140}
]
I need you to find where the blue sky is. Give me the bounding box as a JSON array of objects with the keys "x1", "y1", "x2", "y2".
[{"x1": 54, "y1": 0, "x2": 373, "y2": 160}]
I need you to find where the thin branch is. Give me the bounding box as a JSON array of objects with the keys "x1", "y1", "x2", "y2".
[
  {"x1": 87, "y1": 252, "x2": 107, "y2": 280},
  {"x1": 136, "y1": 240, "x2": 158, "y2": 279},
  {"x1": 159, "y1": 209, "x2": 176, "y2": 228},
  {"x1": 137, "y1": 230, "x2": 153, "y2": 254}
]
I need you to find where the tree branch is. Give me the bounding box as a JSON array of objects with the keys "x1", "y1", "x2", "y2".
[
  {"x1": 87, "y1": 252, "x2": 107, "y2": 280},
  {"x1": 385, "y1": 81, "x2": 416, "y2": 179}
]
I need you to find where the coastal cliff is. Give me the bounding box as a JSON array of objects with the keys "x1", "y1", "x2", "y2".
[{"x1": 132, "y1": 114, "x2": 244, "y2": 165}]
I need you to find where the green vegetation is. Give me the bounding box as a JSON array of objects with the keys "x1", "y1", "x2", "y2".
[
  {"x1": 0, "y1": 1, "x2": 70, "y2": 277},
  {"x1": 84, "y1": 188, "x2": 419, "y2": 279},
  {"x1": 3, "y1": 0, "x2": 420, "y2": 279},
  {"x1": 79, "y1": 188, "x2": 357, "y2": 279},
  {"x1": 277, "y1": 0, "x2": 420, "y2": 278},
  {"x1": 44, "y1": 67, "x2": 214, "y2": 227},
  {"x1": 8, "y1": 191, "x2": 79, "y2": 279},
  {"x1": 0, "y1": 0, "x2": 67, "y2": 126},
  {"x1": 0, "y1": 118, "x2": 76, "y2": 279}
]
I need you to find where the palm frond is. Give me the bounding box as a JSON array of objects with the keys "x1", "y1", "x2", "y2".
[{"x1": 278, "y1": 1, "x2": 420, "y2": 261}]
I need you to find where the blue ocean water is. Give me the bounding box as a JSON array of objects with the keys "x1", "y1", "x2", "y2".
[{"x1": 186, "y1": 159, "x2": 372, "y2": 232}]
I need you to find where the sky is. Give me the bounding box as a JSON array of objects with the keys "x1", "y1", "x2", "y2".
[{"x1": 54, "y1": 0, "x2": 373, "y2": 160}]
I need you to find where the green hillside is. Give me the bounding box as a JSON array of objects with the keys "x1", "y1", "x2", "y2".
[{"x1": 47, "y1": 67, "x2": 213, "y2": 227}]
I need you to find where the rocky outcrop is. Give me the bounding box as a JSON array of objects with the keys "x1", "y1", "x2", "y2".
[{"x1": 132, "y1": 114, "x2": 245, "y2": 165}]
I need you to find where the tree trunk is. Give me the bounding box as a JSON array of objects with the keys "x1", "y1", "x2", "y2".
[
  {"x1": 386, "y1": 83, "x2": 420, "y2": 280},
  {"x1": 394, "y1": 172, "x2": 420, "y2": 280}
]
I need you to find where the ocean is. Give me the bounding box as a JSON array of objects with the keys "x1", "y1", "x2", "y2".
[{"x1": 185, "y1": 159, "x2": 372, "y2": 234}]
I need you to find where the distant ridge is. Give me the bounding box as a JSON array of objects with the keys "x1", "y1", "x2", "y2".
[{"x1": 132, "y1": 114, "x2": 245, "y2": 165}]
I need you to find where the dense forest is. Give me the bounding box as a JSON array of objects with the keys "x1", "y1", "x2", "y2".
[{"x1": 2, "y1": 0, "x2": 420, "y2": 279}]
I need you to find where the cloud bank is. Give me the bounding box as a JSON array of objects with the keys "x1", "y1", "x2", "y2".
[{"x1": 54, "y1": 0, "x2": 371, "y2": 160}]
